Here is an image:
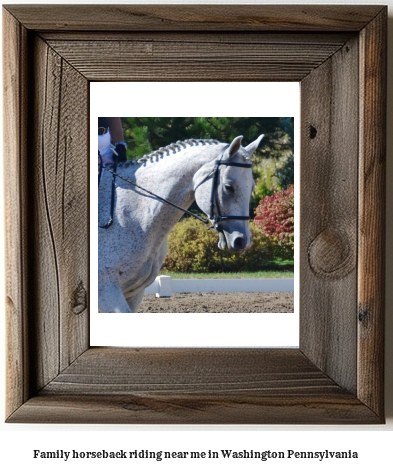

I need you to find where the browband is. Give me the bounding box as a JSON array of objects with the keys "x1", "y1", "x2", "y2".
[{"x1": 217, "y1": 161, "x2": 252, "y2": 168}]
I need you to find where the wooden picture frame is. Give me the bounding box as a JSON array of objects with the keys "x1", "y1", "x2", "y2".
[{"x1": 4, "y1": 5, "x2": 386, "y2": 424}]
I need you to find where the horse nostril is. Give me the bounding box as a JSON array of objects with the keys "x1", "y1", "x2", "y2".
[{"x1": 233, "y1": 237, "x2": 245, "y2": 250}]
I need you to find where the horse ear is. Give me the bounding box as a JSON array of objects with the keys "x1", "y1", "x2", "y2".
[
  {"x1": 245, "y1": 134, "x2": 264, "y2": 157},
  {"x1": 224, "y1": 135, "x2": 243, "y2": 160}
]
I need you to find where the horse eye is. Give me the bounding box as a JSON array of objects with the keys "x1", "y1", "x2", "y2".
[{"x1": 224, "y1": 184, "x2": 235, "y2": 193}]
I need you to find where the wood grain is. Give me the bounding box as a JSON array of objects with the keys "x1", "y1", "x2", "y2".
[
  {"x1": 300, "y1": 36, "x2": 359, "y2": 393},
  {"x1": 9, "y1": 392, "x2": 378, "y2": 425},
  {"x1": 46, "y1": 37, "x2": 349, "y2": 82},
  {"x1": 3, "y1": 8, "x2": 30, "y2": 418},
  {"x1": 29, "y1": 36, "x2": 90, "y2": 390},
  {"x1": 7, "y1": 348, "x2": 379, "y2": 424},
  {"x1": 3, "y1": 5, "x2": 386, "y2": 424},
  {"x1": 358, "y1": 9, "x2": 387, "y2": 417},
  {"x1": 40, "y1": 31, "x2": 353, "y2": 44},
  {"x1": 44, "y1": 348, "x2": 340, "y2": 395},
  {"x1": 4, "y1": 33, "x2": 90, "y2": 395},
  {"x1": 3, "y1": 5, "x2": 384, "y2": 32}
]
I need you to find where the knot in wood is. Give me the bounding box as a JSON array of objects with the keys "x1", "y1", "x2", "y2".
[
  {"x1": 73, "y1": 281, "x2": 87, "y2": 315},
  {"x1": 358, "y1": 307, "x2": 370, "y2": 326},
  {"x1": 309, "y1": 125, "x2": 317, "y2": 139},
  {"x1": 308, "y1": 228, "x2": 354, "y2": 279}
]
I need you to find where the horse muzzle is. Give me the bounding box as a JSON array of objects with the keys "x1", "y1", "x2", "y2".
[{"x1": 218, "y1": 229, "x2": 251, "y2": 254}]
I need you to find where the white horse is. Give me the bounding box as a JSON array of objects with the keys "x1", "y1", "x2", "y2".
[{"x1": 98, "y1": 134, "x2": 264, "y2": 313}]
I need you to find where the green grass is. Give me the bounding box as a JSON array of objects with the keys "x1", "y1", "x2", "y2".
[
  {"x1": 160, "y1": 258, "x2": 294, "y2": 279},
  {"x1": 159, "y1": 270, "x2": 294, "y2": 279}
]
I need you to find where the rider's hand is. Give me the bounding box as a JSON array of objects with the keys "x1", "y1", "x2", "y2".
[{"x1": 114, "y1": 142, "x2": 127, "y2": 162}]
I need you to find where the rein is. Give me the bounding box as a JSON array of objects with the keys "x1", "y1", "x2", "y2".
[
  {"x1": 98, "y1": 155, "x2": 118, "y2": 229},
  {"x1": 100, "y1": 167, "x2": 210, "y2": 226},
  {"x1": 98, "y1": 149, "x2": 252, "y2": 231}
]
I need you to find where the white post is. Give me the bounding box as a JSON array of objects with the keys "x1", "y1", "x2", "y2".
[{"x1": 155, "y1": 275, "x2": 172, "y2": 298}]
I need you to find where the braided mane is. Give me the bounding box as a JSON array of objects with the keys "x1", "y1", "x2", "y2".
[{"x1": 118, "y1": 139, "x2": 222, "y2": 167}]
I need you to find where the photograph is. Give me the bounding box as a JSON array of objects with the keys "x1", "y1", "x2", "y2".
[{"x1": 97, "y1": 117, "x2": 295, "y2": 315}]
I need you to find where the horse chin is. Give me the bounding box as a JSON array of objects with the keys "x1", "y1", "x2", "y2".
[
  {"x1": 217, "y1": 231, "x2": 228, "y2": 250},
  {"x1": 218, "y1": 230, "x2": 249, "y2": 254}
]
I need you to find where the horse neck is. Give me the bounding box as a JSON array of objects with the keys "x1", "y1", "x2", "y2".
[
  {"x1": 132, "y1": 143, "x2": 224, "y2": 229},
  {"x1": 136, "y1": 143, "x2": 224, "y2": 195}
]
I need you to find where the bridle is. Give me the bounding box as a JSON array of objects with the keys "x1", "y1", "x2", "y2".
[
  {"x1": 98, "y1": 147, "x2": 252, "y2": 231},
  {"x1": 194, "y1": 148, "x2": 253, "y2": 232}
]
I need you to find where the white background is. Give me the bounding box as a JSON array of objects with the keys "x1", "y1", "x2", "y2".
[
  {"x1": 1, "y1": 1, "x2": 392, "y2": 473},
  {"x1": 90, "y1": 82, "x2": 300, "y2": 347}
]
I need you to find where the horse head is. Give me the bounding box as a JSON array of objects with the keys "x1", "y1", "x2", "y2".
[{"x1": 194, "y1": 134, "x2": 264, "y2": 254}]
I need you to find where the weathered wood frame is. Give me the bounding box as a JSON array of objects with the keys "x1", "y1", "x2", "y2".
[{"x1": 3, "y1": 5, "x2": 386, "y2": 424}]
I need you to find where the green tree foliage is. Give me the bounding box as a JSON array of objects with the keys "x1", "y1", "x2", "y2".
[
  {"x1": 121, "y1": 117, "x2": 293, "y2": 160},
  {"x1": 272, "y1": 117, "x2": 294, "y2": 190},
  {"x1": 275, "y1": 154, "x2": 294, "y2": 190}
]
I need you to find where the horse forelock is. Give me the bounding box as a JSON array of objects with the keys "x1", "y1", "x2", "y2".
[{"x1": 116, "y1": 139, "x2": 223, "y2": 168}]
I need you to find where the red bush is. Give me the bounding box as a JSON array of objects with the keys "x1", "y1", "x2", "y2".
[{"x1": 253, "y1": 186, "x2": 294, "y2": 260}]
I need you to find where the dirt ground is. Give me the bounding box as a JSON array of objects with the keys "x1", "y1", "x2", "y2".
[{"x1": 138, "y1": 291, "x2": 294, "y2": 313}]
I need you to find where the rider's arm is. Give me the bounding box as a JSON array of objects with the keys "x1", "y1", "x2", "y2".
[
  {"x1": 108, "y1": 117, "x2": 127, "y2": 162},
  {"x1": 108, "y1": 117, "x2": 124, "y2": 143}
]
